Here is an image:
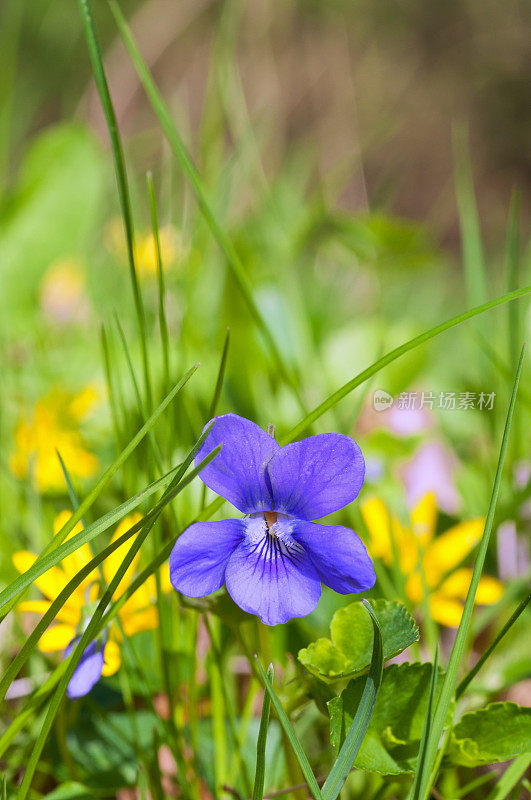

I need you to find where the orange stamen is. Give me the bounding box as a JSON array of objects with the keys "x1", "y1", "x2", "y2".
[{"x1": 264, "y1": 511, "x2": 278, "y2": 530}]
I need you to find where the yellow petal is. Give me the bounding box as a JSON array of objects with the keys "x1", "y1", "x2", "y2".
[
  {"x1": 39, "y1": 624, "x2": 76, "y2": 652},
  {"x1": 360, "y1": 497, "x2": 392, "y2": 562},
  {"x1": 13, "y1": 551, "x2": 80, "y2": 606},
  {"x1": 18, "y1": 600, "x2": 79, "y2": 626},
  {"x1": 68, "y1": 385, "x2": 99, "y2": 420},
  {"x1": 476, "y1": 575, "x2": 504, "y2": 604},
  {"x1": 424, "y1": 518, "x2": 485, "y2": 584},
  {"x1": 438, "y1": 567, "x2": 472, "y2": 600},
  {"x1": 411, "y1": 493, "x2": 437, "y2": 546},
  {"x1": 441, "y1": 568, "x2": 504, "y2": 605},
  {"x1": 159, "y1": 566, "x2": 172, "y2": 595},
  {"x1": 123, "y1": 581, "x2": 152, "y2": 610},
  {"x1": 120, "y1": 606, "x2": 158, "y2": 636},
  {"x1": 393, "y1": 518, "x2": 420, "y2": 574},
  {"x1": 53, "y1": 510, "x2": 83, "y2": 537},
  {"x1": 429, "y1": 593, "x2": 464, "y2": 627},
  {"x1": 103, "y1": 513, "x2": 143, "y2": 595},
  {"x1": 53, "y1": 510, "x2": 95, "y2": 581},
  {"x1": 405, "y1": 573, "x2": 424, "y2": 603},
  {"x1": 102, "y1": 639, "x2": 121, "y2": 676}
]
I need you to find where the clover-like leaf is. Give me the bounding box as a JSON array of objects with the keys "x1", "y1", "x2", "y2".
[
  {"x1": 446, "y1": 702, "x2": 531, "y2": 767},
  {"x1": 298, "y1": 599, "x2": 418, "y2": 682},
  {"x1": 328, "y1": 662, "x2": 445, "y2": 775}
]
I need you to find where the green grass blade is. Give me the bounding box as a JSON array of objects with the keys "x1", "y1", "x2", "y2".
[
  {"x1": 253, "y1": 664, "x2": 274, "y2": 800},
  {"x1": 453, "y1": 772, "x2": 496, "y2": 799},
  {"x1": 283, "y1": 288, "x2": 529, "y2": 442},
  {"x1": 484, "y1": 755, "x2": 531, "y2": 800},
  {"x1": 107, "y1": 0, "x2": 305, "y2": 411},
  {"x1": 0, "y1": 519, "x2": 144, "y2": 704},
  {"x1": 101, "y1": 323, "x2": 124, "y2": 450},
  {"x1": 55, "y1": 449, "x2": 89, "y2": 529},
  {"x1": 0, "y1": 665, "x2": 67, "y2": 758},
  {"x1": 417, "y1": 344, "x2": 525, "y2": 800},
  {"x1": 321, "y1": 600, "x2": 383, "y2": 800},
  {"x1": 0, "y1": 363, "x2": 198, "y2": 615},
  {"x1": 0, "y1": 457, "x2": 198, "y2": 705},
  {"x1": 408, "y1": 647, "x2": 439, "y2": 800},
  {"x1": 506, "y1": 191, "x2": 521, "y2": 365},
  {"x1": 456, "y1": 592, "x2": 530, "y2": 699},
  {"x1": 18, "y1": 531, "x2": 158, "y2": 798},
  {"x1": 195, "y1": 288, "x2": 529, "y2": 526},
  {"x1": 204, "y1": 615, "x2": 252, "y2": 796},
  {"x1": 200, "y1": 328, "x2": 230, "y2": 509},
  {"x1": 255, "y1": 657, "x2": 323, "y2": 800},
  {"x1": 113, "y1": 312, "x2": 166, "y2": 473},
  {"x1": 16, "y1": 441, "x2": 220, "y2": 799},
  {"x1": 505, "y1": 191, "x2": 521, "y2": 459},
  {"x1": 0, "y1": 464, "x2": 177, "y2": 618},
  {"x1": 453, "y1": 125, "x2": 487, "y2": 307},
  {"x1": 208, "y1": 327, "x2": 230, "y2": 419},
  {"x1": 147, "y1": 171, "x2": 170, "y2": 392},
  {"x1": 2, "y1": 435, "x2": 216, "y2": 765},
  {"x1": 77, "y1": 0, "x2": 152, "y2": 411}
]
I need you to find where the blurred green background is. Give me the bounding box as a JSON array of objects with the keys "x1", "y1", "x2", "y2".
[{"x1": 1, "y1": 0, "x2": 530, "y2": 542}]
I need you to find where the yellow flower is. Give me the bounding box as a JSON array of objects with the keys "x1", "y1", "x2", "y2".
[
  {"x1": 361, "y1": 493, "x2": 503, "y2": 627},
  {"x1": 105, "y1": 218, "x2": 180, "y2": 278},
  {"x1": 10, "y1": 387, "x2": 99, "y2": 493},
  {"x1": 39, "y1": 257, "x2": 90, "y2": 324},
  {"x1": 13, "y1": 512, "x2": 170, "y2": 677}
]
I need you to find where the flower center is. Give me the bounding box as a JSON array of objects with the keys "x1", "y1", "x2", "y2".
[{"x1": 264, "y1": 511, "x2": 278, "y2": 531}]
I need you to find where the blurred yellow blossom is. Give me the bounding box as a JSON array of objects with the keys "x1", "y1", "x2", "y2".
[
  {"x1": 13, "y1": 512, "x2": 170, "y2": 677},
  {"x1": 104, "y1": 218, "x2": 181, "y2": 277},
  {"x1": 10, "y1": 387, "x2": 99, "y2": 492},
  {"x1": 39, "y1": 257, "x2": 90, "y2": 324},
  {"x1": 361, "y1": 493, "x2": 503, "y2": 627}
]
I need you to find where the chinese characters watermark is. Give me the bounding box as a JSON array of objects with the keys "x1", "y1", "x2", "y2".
[{"x1": 373, "y1": 389, "x2": 496, "y2": 412}]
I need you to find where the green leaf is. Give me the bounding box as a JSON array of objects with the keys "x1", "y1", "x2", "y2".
[
  {"x1": 298, "y1": 599, "x2": 418, "y2": 682},
  {"x1": 446, "y1": 703, "x2": 531, "y2": 768},
  {"x1": 328, "y1": 662, "x2": 446, "y2": 775},
  {"x1": 66, "y1": 710, "x2": 160, "y2": 789},
  {"x1": 42, "y1": 784, "x2": 94, "y2": 800}
]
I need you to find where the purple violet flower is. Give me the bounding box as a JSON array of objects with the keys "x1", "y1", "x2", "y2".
[
  {"x1": 170, "y1": 413, "x2": 375, "y2": 625},
  {"x1": 65, "y1": 637, "x2": 105, "y2": 699}
]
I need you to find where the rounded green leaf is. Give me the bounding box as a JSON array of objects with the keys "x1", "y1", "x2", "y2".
[
  {"x1": 447, "y1": 702, "x2": 531, "y2": 767},
  {"x1": 298, "y1": 599, "x2": 419, "y2": 682}
]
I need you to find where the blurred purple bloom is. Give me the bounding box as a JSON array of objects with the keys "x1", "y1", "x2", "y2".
[
  {"x1": 402, "y1": 441, "x2": 459, "y2": 514},
  {"x1": 170, "y1": 414, "x2": 375, "y2": 625},
  {"x1": 385, "y1": 405, "x2": 432, "y2": 437},
  {"x1": 65, "y1": 637, "x2": 105, "y2": 699},
  {"x1": 497, "y1": 520, "x2": 530, "y2": 580}
]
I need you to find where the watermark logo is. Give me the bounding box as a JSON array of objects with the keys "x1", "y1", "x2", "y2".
[
  {"x1": 372, "y1": 390, "x2": 496, "y2": 411},
  {"x1": 373, "y1": 389, "x2": 394, "y2": 411}
]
